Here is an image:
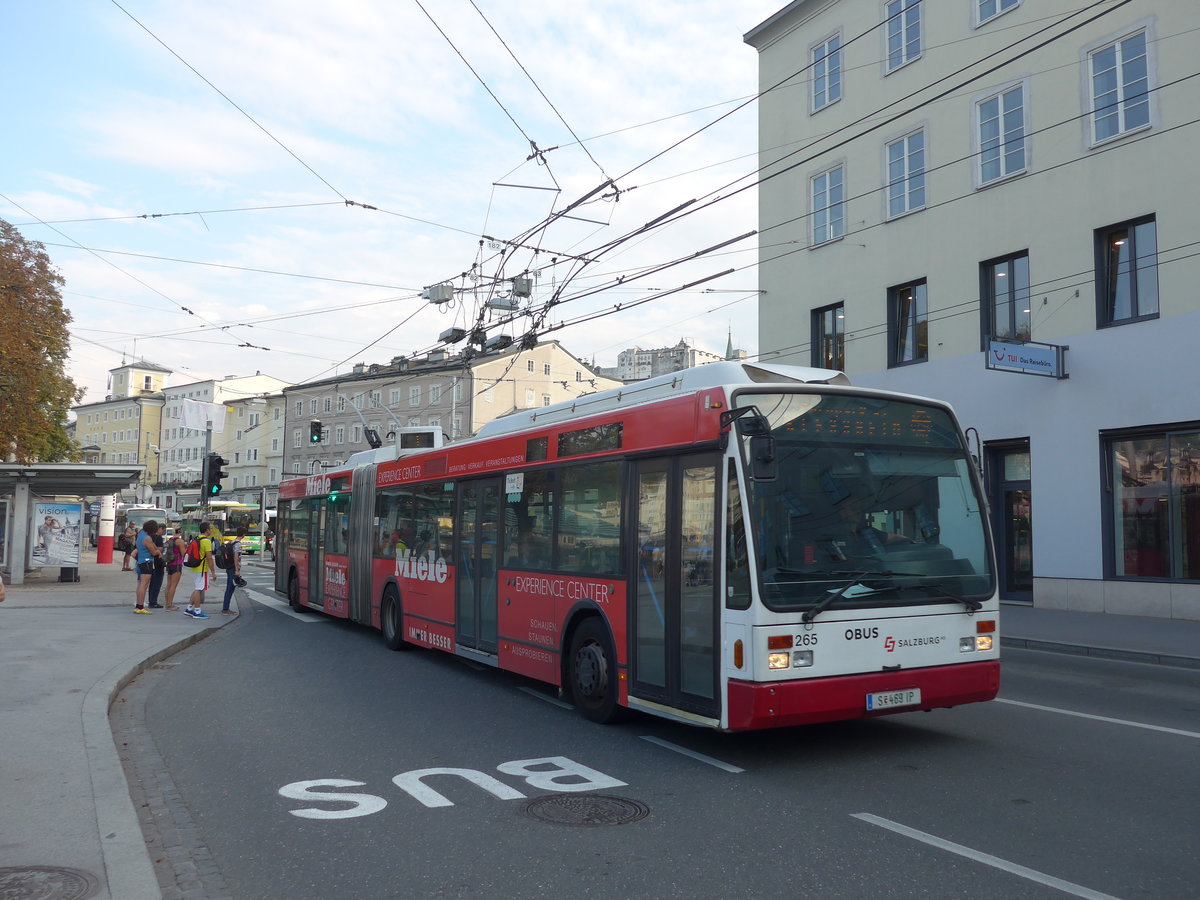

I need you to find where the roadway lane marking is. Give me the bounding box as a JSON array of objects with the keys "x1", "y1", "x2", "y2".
[
  {"x1": 852, "y1": 813, "x2": 1122, "y2": 900},
  {"x1": 243, "y1": 589, "x2": 328, "y2": 622},
  {"x1": 996, "y1": 698, "x2": 1200, "y2": 740},
  {"x1": 517, "y1": 686, "x2": 574, "y2": 710},
  {"x1": 639, "y1": 736, "x2": 745, "y2": 773}
]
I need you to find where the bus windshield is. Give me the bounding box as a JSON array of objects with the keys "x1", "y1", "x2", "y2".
[{"x1": 734, "y1": 391, "x2": 994, "y2": 613}]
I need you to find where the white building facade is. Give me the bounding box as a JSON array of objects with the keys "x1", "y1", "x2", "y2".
[{"x1": 746, "y1": 0, "x2": 1200, "y2": 619}]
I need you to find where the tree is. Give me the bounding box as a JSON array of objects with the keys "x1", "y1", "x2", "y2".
[{"x1": 0, "y1": 218, "x2": 83, "y2": 463}]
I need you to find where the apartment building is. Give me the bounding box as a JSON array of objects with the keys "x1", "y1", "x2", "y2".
[
  {"x1": 746, "y1": 0, "x2": 1200, "y2": 618},
  {"x1": 283, "y1": 341, "x2": 620, "y2": 478}
]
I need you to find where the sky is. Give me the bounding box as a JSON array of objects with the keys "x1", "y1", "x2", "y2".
[{"x1": 3, "y1": 0, "x2": 784, "y2": 406}]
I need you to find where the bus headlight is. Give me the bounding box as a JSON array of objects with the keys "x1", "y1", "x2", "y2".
[
  {"x1": 768, "y1": 652, "x2": 790, "y2": 670},
  {"x1": 792, "y1": 650, "x2": 813, "y2": 668},
  {"x1": 960, "y1": 637, "x2": 975, "y2": 652},
  {"x1": 976, "y1": 635, "x2": 994, "y2": 651}
]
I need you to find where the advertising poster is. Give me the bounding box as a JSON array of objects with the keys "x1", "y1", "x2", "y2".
[{"x1": 30, "y1": 502, "x2": 84, "y2": 568}]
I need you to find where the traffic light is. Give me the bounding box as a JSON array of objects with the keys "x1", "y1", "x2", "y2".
[
  {"x1": 309, "y1": 420, "x2": 322, "y2": 444},
  {"x1": 205, "y1": 453, "x2": 228, "y2": 497}
]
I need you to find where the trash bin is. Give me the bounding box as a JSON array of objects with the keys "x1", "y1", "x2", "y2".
[{"x1": 58, "y1": 567, "x2": 80, "y2": 583}]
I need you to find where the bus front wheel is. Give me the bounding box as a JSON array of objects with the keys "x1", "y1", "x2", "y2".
[
  {"x1": 382, "y1": 588, "x2": 410, "y2": 651},
  {"x1": 568, "y1": 618, "x2": 622, "y2": 724},
  {"x1": 287, "y1": 573, "x2": 305, "y2": 612}
]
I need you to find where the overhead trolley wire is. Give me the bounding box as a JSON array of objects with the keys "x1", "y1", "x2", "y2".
[{"x1": 109, "y1": 0, "x2": 351, "y2": 203}]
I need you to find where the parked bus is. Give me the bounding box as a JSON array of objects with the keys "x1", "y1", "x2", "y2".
[
  {"x1": 181, "y1": 501, "x2": 268, "y2": 553},
  {"x1": 115, "y1": 504, "x2": 168, "y2": 534},
  {"x1": 276, "y1": 361, "x2": 999, "y2": 730}
]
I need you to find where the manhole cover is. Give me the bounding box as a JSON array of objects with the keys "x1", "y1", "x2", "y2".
[
  {"x1": 0, "y1": 866, "x2": 100, "y2": 900},
  {"x1": 520, "y1": 794, "x2": 649, "y2": 827}
]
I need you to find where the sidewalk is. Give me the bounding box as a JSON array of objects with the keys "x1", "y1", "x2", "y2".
[
  {"x1": 0, "y1": 552, "x2": 237, "y2": 900},
  {"x1": 1001, "y1": 601, "x2": 1200, "y2": 668},
  {"x1": 1, "y1": 566, "x2": 1197, "y2": 900}
]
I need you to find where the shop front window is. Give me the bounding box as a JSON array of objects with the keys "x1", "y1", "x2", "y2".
[{"x1": 1110, "y1": 430, "x2": 1200, "y2": 579}]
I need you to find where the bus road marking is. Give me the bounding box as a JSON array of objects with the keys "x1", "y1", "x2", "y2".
[
  {"x1": 852, "y1": 813, "x2": 1121, "y2": 900},
  {"x1": 996, "y1": 698, "x2": 1200, "y2": 741},
  {"x1": 639, "y1": 736, "x2": 745, "y2": 773},
  {"x1": 518, "y1": 686, "x2": 574, "y2": 710},
  {"x1": 243, "y1": 589, "x2": 329, "y2": 622}
]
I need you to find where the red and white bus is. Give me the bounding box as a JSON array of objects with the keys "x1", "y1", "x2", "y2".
[{"x1": 275, "y1": 361, "x2": 999, "y2": 730}]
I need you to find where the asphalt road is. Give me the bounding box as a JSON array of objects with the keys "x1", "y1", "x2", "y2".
[{"x1": 124, "y1": 571, "x2": 1200, "y2": 899}]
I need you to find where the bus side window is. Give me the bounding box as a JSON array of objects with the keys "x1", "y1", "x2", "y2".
[
  {"x1": 726, "y1": 461, "x2": 752, "y2": 609},
  {"x1": 504, "y1": 469, "x2": 554, "y2": 569}
]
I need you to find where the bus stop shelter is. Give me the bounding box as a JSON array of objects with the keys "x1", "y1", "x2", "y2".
[{"x1": 0, "y1": 463, "x2": 143, "y2": 585}]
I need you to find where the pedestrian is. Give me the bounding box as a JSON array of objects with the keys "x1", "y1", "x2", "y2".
[
  {"x1": 221, "y1": 526, "x2": 246, "y2": 615},
  {"x1": 163, "y1": 527, "x2": 186, "y2": 611},
  {"x1": 185, "y1": 522, "x2": 215, "y2": 620},
  {"x1": 147, "y1": 522, "x2": 168, "y2": 608},
  {"x1": 0, "y1": 574, "x2": 5, "y2": 602},
  {"x1": 265, "y1": 527, "x2": 275, "y2": 561},
  {"x1": 119, "y1": 523, "x2": 138, "y2": 570},
  {"x1": 133, "y1": 519, "x2": 163, "y2": 614}
]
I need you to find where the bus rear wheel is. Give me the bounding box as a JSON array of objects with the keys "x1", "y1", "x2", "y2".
[
  {"x1": 568, "y1": 618, "x2": 622, "y2": 724},
  {"x1": 382, "y1": 588, "x2": 410, "y2": 651}
]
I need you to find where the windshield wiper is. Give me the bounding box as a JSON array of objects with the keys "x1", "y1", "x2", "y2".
[
  {"x1": 801, "y1": 574, "x2": 900, "y2": 624},
  {"x1": 904, "y1": 581, "x2": 983, "y2": 612}
]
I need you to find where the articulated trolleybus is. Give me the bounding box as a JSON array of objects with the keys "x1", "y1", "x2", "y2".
[{"x1": 276, "y1": 362, "x2": 999, "y2": 730}]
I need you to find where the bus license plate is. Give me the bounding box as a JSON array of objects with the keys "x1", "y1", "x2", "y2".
[{"x1": 866, "y1": 688, "x2": 921, "y2": 711}]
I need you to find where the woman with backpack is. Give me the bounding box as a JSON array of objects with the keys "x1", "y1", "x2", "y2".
[{"x1": 163, "y1": 527, "x2": 187, "y2": 611}]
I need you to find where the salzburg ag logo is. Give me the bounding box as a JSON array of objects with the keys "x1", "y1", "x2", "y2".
[{"x1": 884, "y1": 636, "x2": 896, "y2": 652}]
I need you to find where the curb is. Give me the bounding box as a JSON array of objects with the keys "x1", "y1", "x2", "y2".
[
  {"x1": 85, "y1": 624, "x2": 228, "y2": 900},
  {"x1": 1001, "y1": 636, "x2": 1200, "y2": 670}
]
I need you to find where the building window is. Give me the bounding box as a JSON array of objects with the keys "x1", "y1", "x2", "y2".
[
  {"x1": 1089, "y1": 30, "x2": 1150, "y2": 145},
  {"x1": 885, "y1": 129, "x2": 925, "y2": 218},
  {"x1": 811, "y1": 164, "x2": 845, "y2": 246},
  {"x1": 888, "y1": 280, "x2": 928, "y2": 367},
  {"x1": 431, "y1": 384, "x2": 442, "y2": 404},
  {"x1": 371, "y1": 392, "x2": 381, "y2": 408},
  {"x1": 982, "y1": 252, "x2": 1031, "y2": 342},
  {"x1": 812, "y1": 303, "x2": 845, "y2": 370},
  {"x1": 309, "y1": 398, "x2": 318, "y2": 415},
  {"x1": 409, "y1": 386, "x2": 421, "y2": 406},
  {"x1": 811, "y1": 33, "x2": 842, "y2": 112},
  {"x1": 337, "y1": 396, "x2": 346, "y2": 412},
  {"x1": 324, "y1": 397, "x2": 332, "y2": 412},
  {"x1": 885, "y1": 0, "x2": 921, "y2": 72},
  {"x1": 294, "y1": 401, "x2": 303, "y2": 417},
  {"x1": 543, "y1": 363, "x2": 551, "y2": 376},
  {"x1": 542, "y1": 394, "x2": 551, "y2": 407},
  {"x1": 525, "y1": 389, "x2": 535, "y2": 407},
  {"x1": 1096, "y1": 216, "x2": 1158, "y2": 326},
  {"x1": 293, "y1": 429, "x2": 301, "y2": 448},
  {"x1": 1108, "y1": 428, "x2": 1200, "y2": 580},
  {"x1": 390, "y1": 389, "x2": 400, "y2": 407},
  {"x1": 335, "y1": 425, "x2": 345, "y2": 445},
  {"x1": 976, "y1": 83, "x2": 1026, "y2": 184},
  {"x1": 527, "y1": 360, "x2": 535, "y2": 372},
  {"x1": 977, "y1": 0, "x2": 1018, "y2": 26}
]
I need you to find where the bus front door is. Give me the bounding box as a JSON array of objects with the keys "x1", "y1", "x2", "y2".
[
  {"x1": 455, "y1": 478, "x2": 500, "y2": 655},
  {"x1": 631, "y1": 455, "x2": 719, "y2": 719}
]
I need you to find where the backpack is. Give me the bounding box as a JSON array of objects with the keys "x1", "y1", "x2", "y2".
[
  {"x1": 212, "y1": 540, "x2": 234, "y2": 570},
  {"x1": 183, "y1": 538, "x2": 204, "y2": 569}
]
